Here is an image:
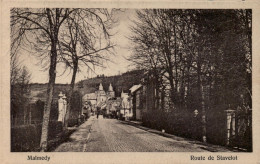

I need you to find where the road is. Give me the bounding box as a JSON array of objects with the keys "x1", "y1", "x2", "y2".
[{"x1": 54, "y1": 115, "x2": 229, "y2": 152}]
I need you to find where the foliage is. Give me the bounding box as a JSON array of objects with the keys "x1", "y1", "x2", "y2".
[
  {"x1": 10, "y1": 8, "x2": 117, "y2": 151},
  {"x1": 129, "y1": 9, "x2": 251, "y2": 114},
  {"x1": 11, "y1": 65, "x2": 31, "y2": 126},
  {"x1": 142, "y1": 109, "x2": 227, "y2": 145},
  {"x1": 68, "y1": 90, "x2": 83, "y2": 127},
  {"x1": 11, "y1": 121, "x2": 62, "y2": 152},
  {"x1": 130, "y1": 9, "x2": 252, "y2": 145},
  {"x1": 129, "y1": 9, "x2": 251, "y2": 111},
  {"x1": 11, "y1": 8, "x2": 79, "y2": 151}
]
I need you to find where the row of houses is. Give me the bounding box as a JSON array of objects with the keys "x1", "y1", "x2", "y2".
[
  {"x1": 121, "y1": 72, "x2": 158, "y2": 121},
  {"x1": 82, "y1": 83, "x2": 134, "y2": 118}
]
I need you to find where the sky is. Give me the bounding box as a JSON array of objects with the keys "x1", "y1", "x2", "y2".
[{"x1": 19, "y1": 9, "x2": 137, "y2": 84}]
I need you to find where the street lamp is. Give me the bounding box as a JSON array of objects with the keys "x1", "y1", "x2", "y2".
[
  {"x1": 62, "y1": 94, "x2": 67, "y2": 101},
  {"x1": 194, "y1": 109, "x2": 199, "y2": 117},
  {"x1": 59, "y1": 92, "x2": 63, "y2": 98}
]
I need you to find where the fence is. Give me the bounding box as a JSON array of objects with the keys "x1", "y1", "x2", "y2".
[
  {"x1": 141, "y1": 104, "x2": 252, "y2": 152},
  {"x1": 11, "y1": 91, "x2": 84, "y2": 152},
  {"x1": 11, "y1": 100, "x2": 45, "y2": 127},
  {"x1": 227, "y1": 105, "x2": 252, "y2": 151}
]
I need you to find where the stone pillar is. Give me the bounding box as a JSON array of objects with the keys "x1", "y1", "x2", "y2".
[
  {"x1": 57, "y1": 92, "x2": 67, "y2": 125},
  {"x1": 231, "y1": 113, "x2": 236, "y2": 136},
  {"x1": 29, "y1": 105, "x2": 32, "y2": 125},
  {"x1": 58, "y1": 92, "x2": 64, "y2": 122},
  {"x1": 63, "y1": 95, "x2": 67, "y2": 124},
  {"x1": 224, "y1": 108, "x2": 236, "y2": 145}
]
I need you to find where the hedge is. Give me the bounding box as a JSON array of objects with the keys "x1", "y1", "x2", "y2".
[{"x1": 11, "y1": 121, "x2": 63, "y2": 152}]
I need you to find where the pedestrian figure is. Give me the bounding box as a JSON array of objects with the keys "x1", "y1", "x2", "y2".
[
  {"x1": 97, "y1": 107, "x2": 100, "y2": 119},
  {"x1": 191, "y1": 109, "x2": 202, "y2": 140}
]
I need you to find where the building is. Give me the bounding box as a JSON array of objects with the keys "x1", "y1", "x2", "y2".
[
  {"x1": 130, "y1": 84, "x2": 144, "y2": 120},
  {"x1": 120, "y1": 90, "x2": 133, "y2": 119},
  {"x1": 82, "y1": 83, "x2": 115, "y2": 112},
  {"x1": 107, "y1": 83, "x2": 115, "y2": 98},
  {"x1": 83, "y1": 93, "x2": 97, "y2": 106},
  {"x1": 129, "y1": 71, "x2": 157, "y2": 121},
  {"x1": 95, "y1": 83, "x2": 107, "y2": 105}
]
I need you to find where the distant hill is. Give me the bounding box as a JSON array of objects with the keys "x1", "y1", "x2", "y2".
[
  {"x1": 29, "y1": 69, "x2": 145, "y2": 100},
  {"x1": 29, "y1": 83, "x2": 71, "y2": 102},
  {"x1": 77, "y1": 69, "x2": 145, "y2": 97}
]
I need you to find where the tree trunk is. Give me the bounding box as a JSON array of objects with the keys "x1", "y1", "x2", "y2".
[
  {"x1": 180, "y1": 68, "x2": 185, "y2": 108},
  {"x1": 245, "y1": 10, "x2": 252, "y2": 57},
  {"x1": 186, "y1": 66, "x2": 191, "y2": 110},
  {"x1": 40, "y1": 41, "x2": 58, "y2": 151},
  {"x1": 29, "y1": 106, "x2": 32, "y2": 125},
  {"x1": 40, "y1": 9, "x2": 59, "y2": 150},
  {"x1": 197, "y1": 51, "x2": 207, "y2": 143},
  {"x1": 173, "y1": 18, "x2": 179, "y2": 104},
  {"x1": 201, "y1": 85, "x2": 207, "y2": 142},
  {"x1": 23, "y1": 107, "x2": 26, "y2": 125},
  {"x1": 152, "y1": 75, "x2": 156, "y2": 110},
  {"x1": 64, "y1": 59, "x2": 78, "y2": 130},
  {"x1": 161, "y1": 85, "x2": 165, "y2": 111},
  {"x1": 156, "y1": 78, "x2": 160, "y2": 110},
  {"x1": 169, "y1": 72, "x2": 175, "y2": 108}
]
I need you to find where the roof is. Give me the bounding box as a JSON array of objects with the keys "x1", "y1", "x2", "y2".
[
  {"x1": 29, "y1": 97, "x2": 47, "y2": 103},
  {"x1": 83, "y1": 93, "x2": 97, "y2": 100},
  {"x1": 129, "y1": 84, "x2": 142, "y2": 93},
  {"x1": 97, "y1": 101, "x2": 106, "y2": 108}
]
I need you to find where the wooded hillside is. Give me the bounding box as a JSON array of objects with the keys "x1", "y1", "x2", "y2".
[
  {"x1": 77, "y1": 69, "x2": 144, "y2": 96},
  {"x1": 29, "y1": 69, "x2": 144, "y2": 99}
]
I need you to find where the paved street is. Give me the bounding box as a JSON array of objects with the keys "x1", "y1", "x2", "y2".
[{"x1": 54, "y1": 116, "x2": 230, "y2": 152}]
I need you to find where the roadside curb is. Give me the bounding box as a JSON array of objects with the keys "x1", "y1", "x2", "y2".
[
  {"x1": 53, "y1": 116, "x2": 96, "y2": 152},
  {"x1": 121, "y1": 120, "x2": 238, "y2": 152}
]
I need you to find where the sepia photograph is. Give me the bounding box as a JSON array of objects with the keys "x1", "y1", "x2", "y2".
[{"x1": 9, "y1": 8, "x2": 253, "y2": 154}]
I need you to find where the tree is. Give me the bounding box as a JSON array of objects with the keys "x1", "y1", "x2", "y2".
[
  {"x1": 128, "y1": 10, "x2": 164, "y2": 110},
  {"x1": 11, "y1": 8, "x2": 76, "y2": 151},
  {"x1": 129, "y1": 9, "x2": 186, "y2": 110},
  {"x1": 58, "y1": 9, "x2": 115, "y2": 129},
  {"x1": 11, "y1": 62, "x2": 31, "y2": 126},
  {"x1": 129, "y1": 9, "x2": 252, "y2": 143}
]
